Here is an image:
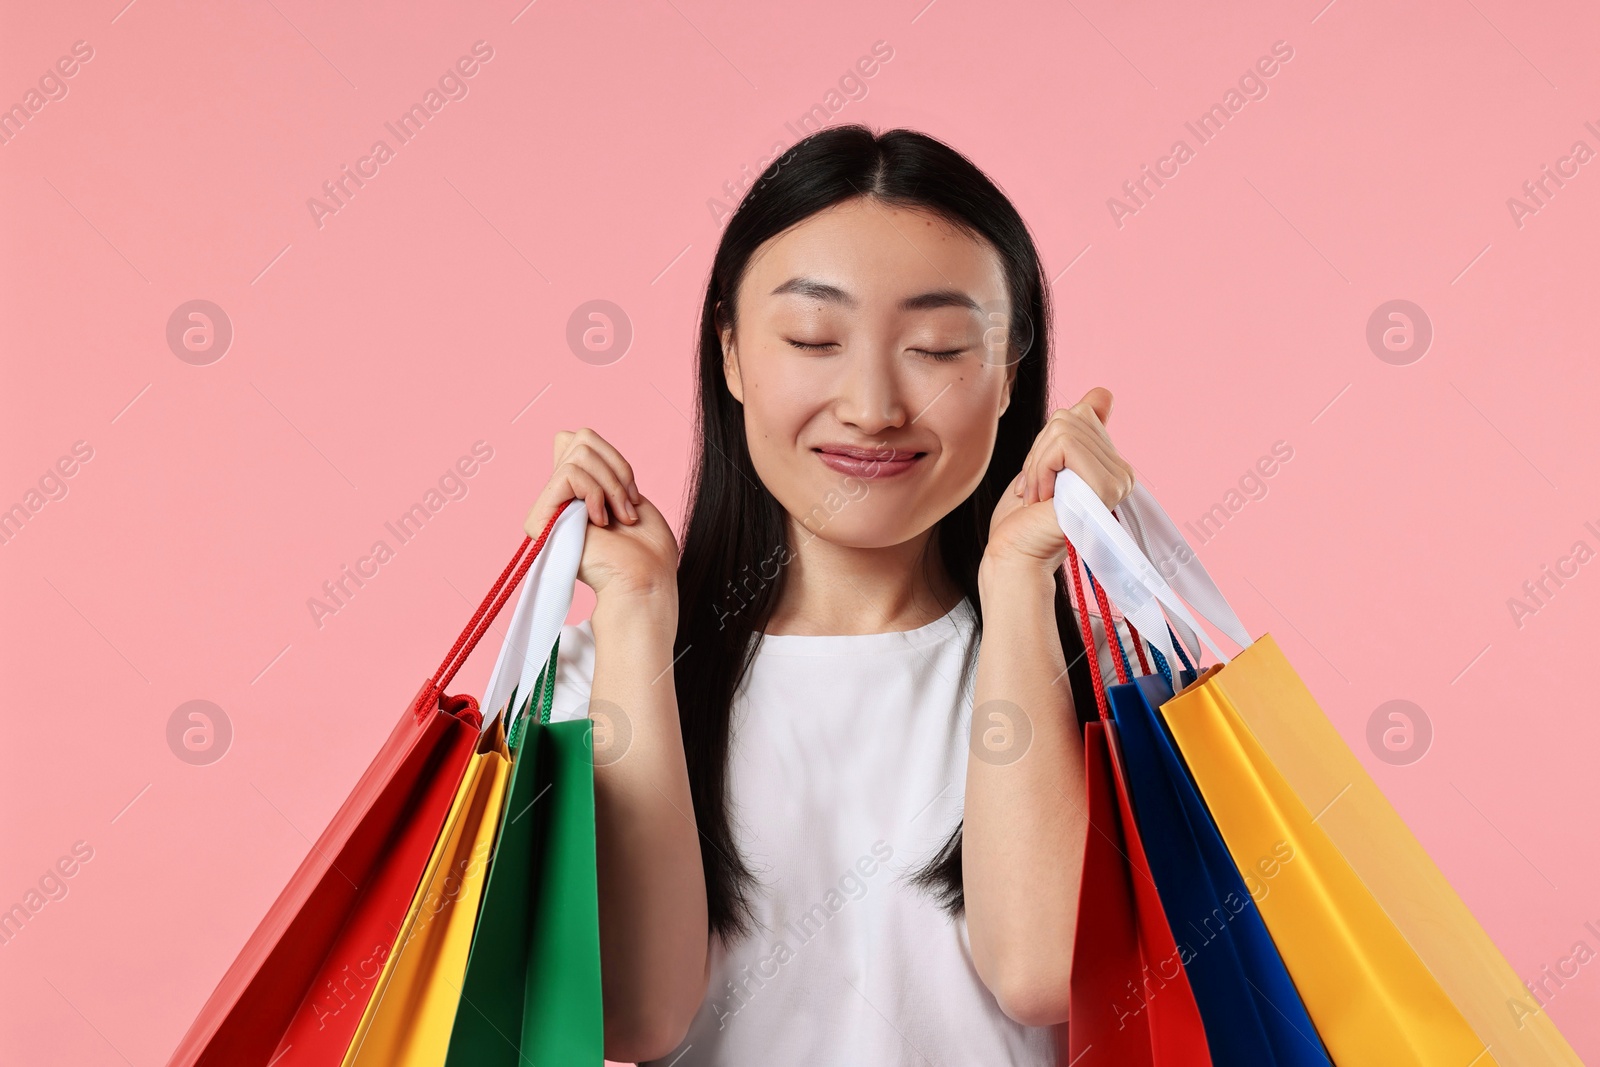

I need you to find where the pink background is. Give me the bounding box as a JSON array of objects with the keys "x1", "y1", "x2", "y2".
[{"x1": 4, "y1": 0, "x2": 1598, "y2": 1062}]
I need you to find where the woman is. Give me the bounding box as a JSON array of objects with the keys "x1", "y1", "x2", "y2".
[{"x1": 521, "y1": 124, "x2": 1137, "y2": 1065}]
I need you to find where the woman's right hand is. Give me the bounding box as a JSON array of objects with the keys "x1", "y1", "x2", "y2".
[{"x1": 523, "y1": 428, "x2": 678, "y2": 604}]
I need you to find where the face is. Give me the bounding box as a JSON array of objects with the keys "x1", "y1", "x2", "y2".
[{"x1": 721, "y1": 198, "x2": 1018, "y2": 550}]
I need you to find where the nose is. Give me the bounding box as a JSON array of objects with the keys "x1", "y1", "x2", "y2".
[{"x1": 834, "y1": 348, "x2": 910, "y2": 435}]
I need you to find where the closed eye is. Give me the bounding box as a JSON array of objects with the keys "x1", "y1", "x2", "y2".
[{"x1": 788, "y1": 339, "x2": 967, "y2": 361}]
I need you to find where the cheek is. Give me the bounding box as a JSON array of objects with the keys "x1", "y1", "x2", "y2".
[
  {"x1": 737, "y1": 371, "x2": 823, "y2": 500},
  {"x1": 933, "y1": 379, "x2": 1004, "y2": 468},
  {"x1": 742, "y1": 367, "x2": 817, "y2": 444}
]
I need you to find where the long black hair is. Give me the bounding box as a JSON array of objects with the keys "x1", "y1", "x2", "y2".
[{"x1": 672, "y1": 124, "x2": 1098, "y2": 943}]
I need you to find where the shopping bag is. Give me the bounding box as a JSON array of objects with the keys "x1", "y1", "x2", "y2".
[
  {"x1": 264, "y1": 702, "x2": 481, "y2": 1066},
  {"x1": 347, "y1": 494, "x2": 596, "y2": 1065},
  {"x1": 1107, "y1": 668, "x2": 1329, "y2": 1065},
  {"x1": 1163, "y1": 654, "x2": 1491, "y2": 1064},
  {"x1": 340, "y1": 719, "x2": 512, "y2": 1065},
  {"x1": 1062, "y1": 545, "x2": 1211, "y2": 1066},
  {"x1": 1054, "y1": 467, "x2": 1582, "y2": 1066},
  {"x1": 165, "y1": 499, "x2": 581, "y2": 1067},
  {"x1": 1203, "y1": 639, "x2": 1580, "y2": 1065},
  {"x1": 445, "y1": 497, "x2": 603, "y2": 1065}
]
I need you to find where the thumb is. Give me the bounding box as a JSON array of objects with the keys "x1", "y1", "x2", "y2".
[{"x1": 1080, "y1": 386, "x2": 1114, "y2": 427}]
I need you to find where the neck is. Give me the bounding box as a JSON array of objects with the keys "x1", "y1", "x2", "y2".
[{"x1": 759, "y1": 516, "x2": 964, "y2": 636}]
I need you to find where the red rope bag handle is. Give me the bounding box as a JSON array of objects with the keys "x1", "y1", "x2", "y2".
[
  {"x1": 1064, "y1": 539, "x2": 1111, "y2": 723},
  {"x1": 411, "y1": 498, "x2": 575, "y2": 721},
  {"x1": 1087, "y1": 567, "x2": 1131, "y2": 688}
]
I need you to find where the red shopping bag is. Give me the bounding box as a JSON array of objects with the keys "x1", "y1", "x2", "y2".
[
  {"x1": 1063, "y1": 543, "x2": 1210, "y2": 1066},
  {"x1": 260, "y1": 704, "x2": 480, "y2": 1066},
  {"x1": 165, "y1": 502, "x2": 576, "y2": 1067}
]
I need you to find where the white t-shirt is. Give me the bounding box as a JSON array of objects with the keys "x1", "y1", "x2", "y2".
[{"x1": 545, "y1": 595, "x2": 1134, "y2": 1066}]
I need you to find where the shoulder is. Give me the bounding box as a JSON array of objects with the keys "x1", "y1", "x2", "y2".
[{"x1": 544, "y1": 619, "x2": 597, "y2": 724}]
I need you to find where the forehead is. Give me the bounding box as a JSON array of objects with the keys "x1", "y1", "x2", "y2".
[{"x1": 739, "y1": 199, "x2": 1009, "y2": 314}]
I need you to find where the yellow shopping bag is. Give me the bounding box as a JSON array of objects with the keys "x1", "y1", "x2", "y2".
[
  {"x1": 1169, "y1": 634, "x2": 1579, "y2": 1067},
  {"x1": 1052, "y1": 467, "x2": 1580, "y2": 1065},
  {"x1": 1162, "y1": 640, "x2": 1499, "y2": 1065},
  {"x1": 342, "y1": 718, "x2": 512, "y2": 1066}
]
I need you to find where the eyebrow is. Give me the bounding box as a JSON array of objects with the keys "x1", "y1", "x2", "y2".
[{"x1": 770, "y1": 276, "x2": 982, "y2": 313}]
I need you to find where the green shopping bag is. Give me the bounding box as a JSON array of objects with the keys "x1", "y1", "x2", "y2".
[{"x1": 445, "y1": 636, "x2": 604, "y2": 1064}]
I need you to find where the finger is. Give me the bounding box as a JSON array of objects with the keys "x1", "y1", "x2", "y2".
[
  {"x1": 1070, "y1": 407, "x2": 1137, "y2": 493},
  {"x1": 1028, "y1": 411, "x2": 1076, "y2": 505},
  {"x1": 1024, "y1": 399, "x2": 1117, "y2": 506},
  {"x1": 1019, "y1": 437, "x2": 1045, "y2": 506},
  {"x1": 1064, "y1": 422, "x2": 1134, "y2": 505},
  {"x1": 1081, "y1": 411, "x2": 1136, "y2": 491},
  {"x1": 571, "y1": 428, "x2": 640, "y2": 505},
  {"x1": 552, "y1": 429, "x2": 576, "y2": 469},
  {"x1": 1070, "y1": 418, "x2": 1119, "y2": 476},
  {"x1": 562, "y1": 466, "x2": 612, "y2": 527},
  {"x1": 565, "y1": 443, "x2": 637, "y2": 523},
  {"x1": 1070, "y1": 396, "x2": 1121, "y2": 458},
  {"x1": 1078, "y1": 387, "x2": 1114, "y2": 427},
  {"x1": 1057, "y1": 421, "x2": 1118, "y2": 499},
  {"x1": 1030, "y1": 424, "x2": 1113, "y2": 507},
  {"x1": 553, "y1": 428, "x2": 639, "y2": 512},
  {"x1": 1029, "y1": 440, "x2": 1063, "y2": 506},
  {"x1": 522, "y1": 500, "x2": 550, "y2": 539},
  {"x1": 1026, "y1": 420, "x2": 1072, "y2": 506},
  {"x1": 989, "y1": 468, "x2": 1024, "y2": 520},
  {"x1": 1027, "y1": 450, "x2": 1051, "y2": 507},
  {"x1": 1027, "y1": 408, "x2": 1081, "y2": 505},
  {"x1": 524, "y1": 469, "x2": 600, "y2": 537}
]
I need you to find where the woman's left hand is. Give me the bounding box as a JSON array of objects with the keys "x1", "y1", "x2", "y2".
[{"x1": 984, "y1": 387, "x2": 1136, "y2": 573}]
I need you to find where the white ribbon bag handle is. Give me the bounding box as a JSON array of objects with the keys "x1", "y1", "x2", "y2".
[
  {"x1": 481, "y1": 499, "x2": 589, "y2": 728},
  {"x1": 1051, "y1": 469, "x2": 1251, "y2": 673},
  {"x1": 1114, "y1": 481, "x2": 1251, "y2": 663}
]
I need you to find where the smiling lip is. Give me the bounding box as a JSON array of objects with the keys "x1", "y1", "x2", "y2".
[{"x1": 813, "y1": 445, "x2": 926, "y2": 479}]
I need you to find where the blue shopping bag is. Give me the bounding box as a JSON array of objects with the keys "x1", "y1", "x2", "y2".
[{"x1": 1108, "y1": 670, "x2": 1330, "y2": 1065}]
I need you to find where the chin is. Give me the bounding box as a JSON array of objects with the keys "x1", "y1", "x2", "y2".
[{"x1": 791, "y1": 510, "x2": 924, "y2": 549}]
